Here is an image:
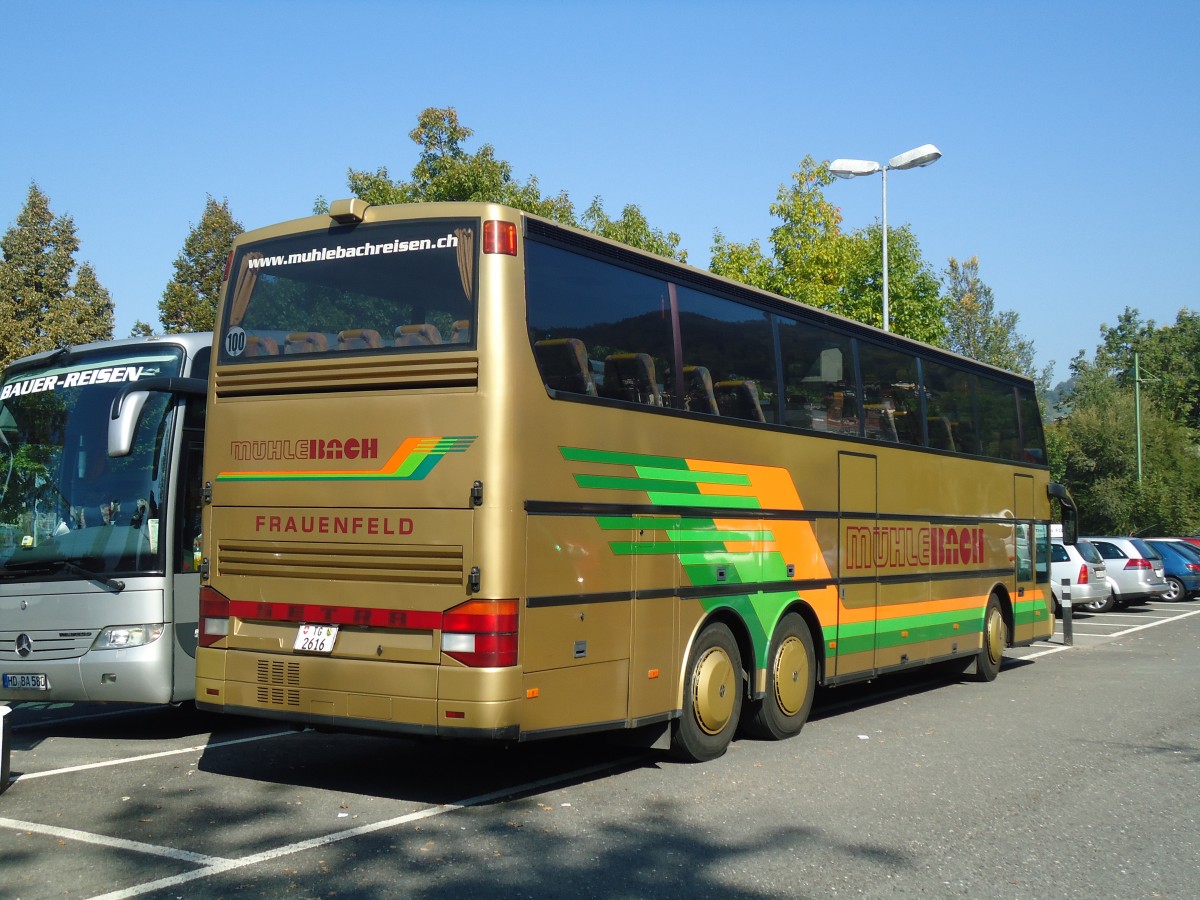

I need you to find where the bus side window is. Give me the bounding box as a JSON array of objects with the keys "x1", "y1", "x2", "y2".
[
  {"x1": 675, "y1": 365, "x2": 718, "y2": 415},
  {"x1": 534, "y1": 338, "x2": 597, "y2": 396},
  {"x1": 449, "y1": 320, "x2": 471, "y2": 344},
  {"x1": 601, "y1": 353, "x2": 662, "y2": 406},
  {"x1": 715, "y1": 380, "x2": 766, "y2": 422}
]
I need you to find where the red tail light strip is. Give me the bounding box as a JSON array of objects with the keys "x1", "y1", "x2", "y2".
[{"x1": 226, "y1": 600, "x2": 443, "y2": 630}]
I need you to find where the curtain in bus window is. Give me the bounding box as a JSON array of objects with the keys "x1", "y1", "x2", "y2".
[
  {"x1": 778, "y1": 318, "x2": 857, "y2": 434},
  {"x1": 673, "y1": 285, "x2": 775, "y2": 422},
  {"x1": 976, "y1": 380, "x2": 1021, "y2": 460},
  {"x1": 525, "y1": 240, "x2": 673, "y2": 405},
  {"x1": 229, "y1": 253, "x2": 261, "y2": 327},
  {"x1": 921, "y1": 358, "x2": 980, "y2": 454},
  {"x1": 856, "y1": 342, "x2": 923, "y2": 446}
]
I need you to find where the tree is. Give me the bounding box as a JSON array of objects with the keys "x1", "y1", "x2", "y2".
[
  {"x1": 1047, "y1": 390, "x2": 1200, "y2": 536},
  {"x1": 709, "y1": 157, "x2": 945, "y2": 344},
  {"x1": 326, "y1": 107, "x2": 576, "y2": 224},
  {"x1": 710, "y1": 156, "x2": 844, "y2": 308},
  {"x1": 157, "y1": 197, "x2": 243, "y2": 334},
  {"x1": 842, "y1": 223, "x2": 945, "y2": 345},
  {"x1": 1084, "y1": 307, "x2": 1200, "y2": 431},
  {"x1": 0, "y1": 183, "x2": 113, "y2": 367},
  {"x1": 322, "y1": 107, "x2": 681, "y2": 259},
  {"x1": 581, "y1": 197, "x2": 686, "y2": 263},
  {"x1": 941, "y1": 256, "x2": 1051, "y2": 394}
]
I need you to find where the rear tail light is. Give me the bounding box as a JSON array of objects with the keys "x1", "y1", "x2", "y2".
[
  {"x1": 1187, "y1": 563, "x2": 1200, "y2": 573},
  {"x1": 441, "y1": 599, "x2": 518, "y2": 667},
  {"x1": 1124, "y1": 558, "x2": 1153, "y2": 570},
  {"x1": 483, "y1": 220, "x2": 518, "y2": 255},
  {"x1": 1077, "y1": 564, "x2": 1088, "y2": 585},
  {"x1": 199, "y1": 586, "x2": 230, "y2": 648}
]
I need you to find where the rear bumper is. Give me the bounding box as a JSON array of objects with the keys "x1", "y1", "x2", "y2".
[{"x1": 196, "y1": 647, "x2": 523, "y2": 737}]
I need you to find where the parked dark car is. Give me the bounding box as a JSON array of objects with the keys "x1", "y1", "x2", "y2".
[{"x1": 1143, "y1": 539, "x2": 1200, "y2": 602}]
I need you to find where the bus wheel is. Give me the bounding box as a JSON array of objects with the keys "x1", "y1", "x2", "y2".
[
  {"x1": 974, "y1": 593, "x2": 1007, "y2": 682},
  {"x1": 743, "y1": 613, "x2": 815, "y2": 741},
  {"x1": 671, "y1": 622, "x2": 743, "y2": 762}
]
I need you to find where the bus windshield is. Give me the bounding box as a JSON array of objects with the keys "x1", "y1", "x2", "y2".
[
  {"x1": 0, "y1": 345, "x2": 185, "y2": 578},
  {"x1": 218, "y1": 218, "x2": 478, "y2": 362}
]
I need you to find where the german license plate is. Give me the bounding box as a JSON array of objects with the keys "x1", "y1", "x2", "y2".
[
  {"x1": 293, "y1": 624, "x2": 338, "y2": 653},
  {"x1": 3, "y1": 673, "x2": 49, "y2": 690}
]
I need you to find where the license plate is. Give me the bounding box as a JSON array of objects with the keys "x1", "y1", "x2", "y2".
[
  {"x1": 293, "y1": 624, "x2": 338, "y2": 653},
  {"x1": 3, "y1": 673, "x2": 49, "y2": 690}
]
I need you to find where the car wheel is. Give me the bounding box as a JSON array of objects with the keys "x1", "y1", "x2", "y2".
[
  {"x1": 1080, "y1": 590, "x2": 1115, "y2": 614},
  {"x1": 671, "y1": 622, "x2": 743, "y2": 762},
  {"x1": 1162, "y1": 577, "x2": 1184, "y2": 602},
  {"x1": 972, "y1": 593, "x2": 1006, "y2": 683},
  {"x1": 741, "y1": 613, "x2": 815, "y2": 741}
]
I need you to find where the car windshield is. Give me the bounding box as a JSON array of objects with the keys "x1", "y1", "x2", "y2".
[{"x1": 0, "y1": 345, "x2": 184, "y2": 578}]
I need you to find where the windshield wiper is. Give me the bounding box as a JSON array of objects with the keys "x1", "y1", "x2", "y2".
[
  {"x1": 1, "y1": 558, "x2": 124, "y2": 592},
  {"x1": 59, "y1": 559, "x2": 126, "y2": 592}
]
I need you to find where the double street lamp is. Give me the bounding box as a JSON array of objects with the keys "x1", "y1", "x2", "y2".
[{"x1": 829, "y1": 144, "x2": 942, "y2": 332}]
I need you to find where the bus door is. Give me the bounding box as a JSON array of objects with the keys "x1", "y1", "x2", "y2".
[
  {"x1": 629, "y1": 514, "x2": 677, "y2": 725},
  {"x1": 1012, "y1": 473, "x2": 1037, "y2": 643},
  {"x1": 837, "y1": 452, "x2": 878, "y2": 679},
  {"x1": 170, "y1": 434, "x2": 205, "y2": 699}
]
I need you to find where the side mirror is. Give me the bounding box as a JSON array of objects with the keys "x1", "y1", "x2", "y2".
[
  {"x1": 108, "y1": 390, "x2": 150, "y2": 458},
  {"x1": 1047, "y1": 482, "x2": 1078, "y2": 545},
  {"x1": 108, "y1": 376, "x2": 207, "y2": 458}
]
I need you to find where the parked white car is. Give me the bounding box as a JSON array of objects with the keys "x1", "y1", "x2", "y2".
[
  {"x1": 1049, "y1": 539, "x2": 1109, "y2": 616},
  {"x1": 1083, "y1": 536, "x2": 1169, "y2": 611}
]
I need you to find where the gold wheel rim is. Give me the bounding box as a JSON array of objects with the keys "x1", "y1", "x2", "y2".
[
  {"x1": 693, "y1": 645, "x2": 737, "y2": 735},
  {"x1": 984, "y1": 605, "x2": 1005, "y2": 667},
  {"x1": 773, "y1": 635, "x2": 810, "y2": 717}
]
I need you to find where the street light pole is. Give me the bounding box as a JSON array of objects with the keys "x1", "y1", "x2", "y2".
[{"x1": 829, "y1": 144, "x2": 942, "y2": 332}]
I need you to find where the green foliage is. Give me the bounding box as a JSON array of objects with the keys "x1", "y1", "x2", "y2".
[
  {"x1": 324, "y1": 107, "x2": 683, "y2": 260},
  {"x1": 0, "y1": 183, "x2": 113, "y2": 367},
  {"x1": 709, "y1": 157, "x2": 944, "y2": 344},
  {"x1": 841, "y1": 223, "x2": 945, "y2": 344},
  {"x1": 159, "y1": 197, "x2": 244, "y2": 334},
  {"x1": 1047, "y1": 390, "x2": 1200, "y2": 536},
  {"x1": 581, "y1": 198, "x2": 687, "y2": 263},
  {"x1": 941, "y1": 255, "x2": 1053, "y2": 405}
]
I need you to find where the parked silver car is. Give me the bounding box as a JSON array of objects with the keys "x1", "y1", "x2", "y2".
[
  {"x1": 1083, "y1": 536, "x2": 1169, "y2": 611},
  {"x1": 1049, "y1": 539, "x2": 1109, "y2": 615}
]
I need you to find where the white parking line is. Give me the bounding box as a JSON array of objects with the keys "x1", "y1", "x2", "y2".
[
  {"x1": 13, "y1": 730, "x2": 294, "y2": 782},
  {"x1": 1024, "y1": 607, "x2": 1200, "y2": 658},
  {"x1": 0, "y1": 816, "x2": 231, "y2": 866},
  {"x1": 84, "y1": 755, "x2": 639, "y2": 900}
]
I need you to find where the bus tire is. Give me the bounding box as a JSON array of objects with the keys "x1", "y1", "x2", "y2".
[
  {"x1": 974, "y1": 593, "x2": 1006, "y2": 682},
  {"x1": 743, "y1": 613, "x2": 816, "y2": 741},
  {"x1": 671, "y1": 622, "x2": 743, "y2": 762}
]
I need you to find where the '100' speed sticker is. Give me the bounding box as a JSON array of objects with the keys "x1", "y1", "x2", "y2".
[{"x1": 225, "y1": 327, "x2": 246, "y2": 356}]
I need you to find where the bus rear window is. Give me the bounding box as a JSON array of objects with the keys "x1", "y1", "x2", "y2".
[{"x1": 219, "y1": 219, "x2": 478, "y2": 362}]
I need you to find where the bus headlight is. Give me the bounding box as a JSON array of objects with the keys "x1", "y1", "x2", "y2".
[{"x1": 93, "y1": 624, "x2": 166, "y2": 650}]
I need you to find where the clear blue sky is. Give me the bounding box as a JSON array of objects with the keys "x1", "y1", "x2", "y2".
[{"x1": 4, "y1": 0, "x2": 1197, "y2": 385}]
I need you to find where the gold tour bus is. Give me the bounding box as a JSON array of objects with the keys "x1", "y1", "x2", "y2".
[
  {"x1": 1, "y1": 334, "x2": 209, "y2": 705},
  {"x1": 170, "y1": 199, "x2": 1075, "y2": 761}
]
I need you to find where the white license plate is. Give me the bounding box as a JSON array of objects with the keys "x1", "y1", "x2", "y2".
[
  {"x1": 3, "y1": 673, "x2": 49, "y2": 690},
  {"x1": 293, "y1": 624, "x2": 338, "y2": 653}
]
